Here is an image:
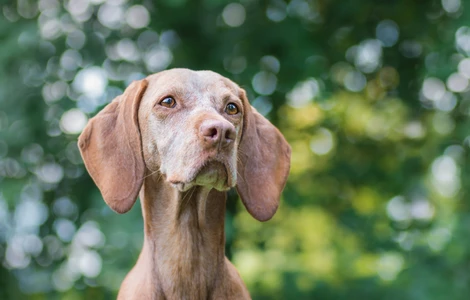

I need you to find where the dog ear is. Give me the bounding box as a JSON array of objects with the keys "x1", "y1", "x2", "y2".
[
  {"x1": 78, "y1": 80, "x2": 148, "y2": 214},
  {"x1": 236, "y1": 89, "x2": 291, "y2": 221}
]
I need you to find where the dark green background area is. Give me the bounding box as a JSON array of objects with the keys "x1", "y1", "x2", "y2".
[{"x1": 1, "y1": 0, "x2": 469, "y2": 299}]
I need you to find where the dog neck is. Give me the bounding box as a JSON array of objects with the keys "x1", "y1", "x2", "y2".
[{"x1": 139, "y1": 172, "x2": 227, "y2": 299}]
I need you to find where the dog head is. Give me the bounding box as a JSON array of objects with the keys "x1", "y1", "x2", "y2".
[{"x1": 78, "y1": 68, "x2": 291, "y2": 221}]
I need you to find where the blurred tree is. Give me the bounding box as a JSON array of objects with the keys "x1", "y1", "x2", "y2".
[{"x1": 0, "y1": 0, "x2": 469, "y2": 299}]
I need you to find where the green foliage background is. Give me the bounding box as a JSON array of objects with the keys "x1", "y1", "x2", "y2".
[{"x1": 1, "y1": 0, "x2": 469, "y2": 299}]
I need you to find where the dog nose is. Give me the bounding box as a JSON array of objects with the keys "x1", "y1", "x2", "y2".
[{"x1": 199, "y1": 120, "x2": 236, "y2": 148}]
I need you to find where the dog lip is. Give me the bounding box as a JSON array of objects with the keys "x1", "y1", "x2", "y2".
[
  {"x1": 168, "y1": 179, "x2": 183, "y2": 184},
  {"x1": 187, "y1": 159, "x2": 233, "y2": 188}
]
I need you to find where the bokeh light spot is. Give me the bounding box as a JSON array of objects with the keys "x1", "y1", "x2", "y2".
[
  {"x1": 354, "y1": 39, "x2": 383, "y2": 73},
  {"x1": 78, "y1": 250, "x2": 102, "y2": 278},
  {"x1": 287, "y1": 78, "x2": 320, "y2": 108},
  {"x1": 376, "y1": 20, "x2": 399, "y2": 47},
  {"x1": 60, "y1": 108, "x2": 88, "y2": 135},
  {"x1": 223, "y1": 56, "x2": 247, "y2": 74},
  {"x1": 145, "y1": 46, "x2": 173, "y2": 72},
  {"x1": 260, "y1": 55, "x2": 280, "y2": 73},
  {"x1": 376, "y1": 252, "x2": 404, "y2": 281},
  {"x1": 310, "y1": 128, "x2": 334, "y2": 155},
  {"x1": 442, "y1": 0, "x2": 461, "y2": 13},
  {"x1": 446, "y1": 72, "x2": 468, "y2": 92},
  {"x1": 252, "y1": 71, "x2": 277, "y2": 95},
  {"x1": 344, "y1": 70, "x2": 366, "y2": 92},
  {"x1": 222, "y1": 3, "x2": 246, "y2": 27},
  {"x1": 126, "y1": 5, "x2": 150, "y2": 29},
  {"x1": 73, "y1": 67, "x2": 108, "y2": 98},
  {"x1": 386, "y1": 196, "x2": 410, "y2": 222},
  {"x1": 422, "y1": 77, "x2": 446, "y2": 102},
  {"x1": 427, "y1": 228, "x2": 452, "y2": 251},
  {"x1": 266, "y1": 0, "x2": 287, "y2": 22},
  {"x1": 36, "y1": 162, "x2": 64, "y2": 184},
  {"x1": 54, "y1": 219, "x2": 76, "y2": 242},
  {"x1": 431, "y1": 155, "x2": 460, "y2": 197},
  {"x1": 458, "y1": 58, "x2": 470, "y2": 78},
  {"x1": 98, "y1": 3, "x2": 124, "y2": 29},
  {"x1": 456, "y1": 26, "x2": 470, "y2": 55}
]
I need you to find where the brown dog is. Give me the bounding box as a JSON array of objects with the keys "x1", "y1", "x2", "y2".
[{"x1": 78, "y1": 69, "x2": 291, "y2": 299}]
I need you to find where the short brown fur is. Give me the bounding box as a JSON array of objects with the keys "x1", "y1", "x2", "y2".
[{"x1": 78, "y1": 69, "x2": 291, "y2": 299}]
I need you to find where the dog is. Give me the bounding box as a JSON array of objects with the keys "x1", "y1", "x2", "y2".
[{"x1": 78, "y1": 68, "x2": 291, "y2": 299}]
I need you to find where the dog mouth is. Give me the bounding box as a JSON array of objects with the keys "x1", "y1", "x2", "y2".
[
  {"x1": 194, "y1": 161, "x2": 228, "y2": 186},
  {"x1": 168, "y1": 160, "x2": 235, "y2": 192}
]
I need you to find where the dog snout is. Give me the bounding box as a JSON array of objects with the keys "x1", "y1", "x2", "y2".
[{"x1": 199, "y1": 119, "x2": 236, "y2": 148}]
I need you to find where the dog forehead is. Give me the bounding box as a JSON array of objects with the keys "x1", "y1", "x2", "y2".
[{"x1": 145, "y1": 69, "x2": 239, "y2": 102}]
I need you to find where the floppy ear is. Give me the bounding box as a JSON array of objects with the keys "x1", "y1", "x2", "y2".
[
  {"x1": 78, "y1": 80, "x2": 148, "y2": 214},
  {"x1": 236, "y1": 89, "x2": 291, "y2": 221}
]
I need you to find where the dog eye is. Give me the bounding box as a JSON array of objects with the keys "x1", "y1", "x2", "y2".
[
  {"x1": 225, "y1": 103, "x2": 239, "y2": 115},
  {"x1": 160, "y1": 97, "x2": 176, "y2": 108}
]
